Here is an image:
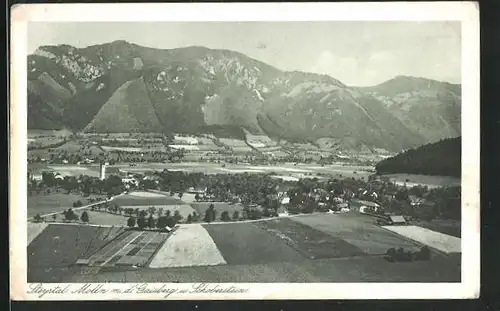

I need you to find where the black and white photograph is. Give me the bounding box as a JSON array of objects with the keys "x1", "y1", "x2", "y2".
[{"x1": 10, "y1": 2, "x2": 480, "y2": 300}]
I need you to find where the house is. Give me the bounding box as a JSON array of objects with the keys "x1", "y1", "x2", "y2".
[
  {"x1": 332, "y1": 197, "x2": 344, "y2": 203},
  {"x1": 338, "y1": 202, "x2": 350, "y2": 212},
  {"x1": 389, "y1": 215, "x2": 406, "y2": 225},
  {"x1": 356, "y1": 200, "x2": 380, "y2": 209},
  {"x1": 54, "y1": 173, "x2": 64, "y2": 181},
  {"x1": 281, "y1": 197, "x2": 290, "y2": 205},
  {"x1": 408, "y1": 195, "x2": 425, "y2": 206},
  {"x1": 277, "y1": 206, "x2": 289, "y2": 217}
]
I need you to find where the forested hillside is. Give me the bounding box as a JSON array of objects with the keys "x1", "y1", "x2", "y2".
[{"x1": 375, "y1": 137, "x2": 461, "y2": 177}]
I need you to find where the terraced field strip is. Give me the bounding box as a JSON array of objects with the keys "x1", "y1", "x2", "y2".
[
  {"x1": 254, "y1": 218, "x2": 366, "y2": 259},
  {"x1": 291, "y1": 213, "x2": 421, "y2": 255},
  {"x1": 83, "y1": 231, "x2": 141, "y2": 266},
  {"x1": 382, "y1": 225, "x2": 461, "y2": 254},
  {"x1": 79, "y1": 226, "x2": 127, "y2": 260},
  {"x1": 99, "y1": 231, "x2": 148, "y2": 267},
  {"x1": 117, "y1": 232, "x2": 169, "y2": 267},
  {"x1": 203, "y1": 222, "x2": 306, "y2": 265},
  {"x1": 149, "y1": 224, "x2": 227, "y2": 268}
]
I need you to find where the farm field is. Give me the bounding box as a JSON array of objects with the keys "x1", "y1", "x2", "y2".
[
  {"x1": 291, "y1": 213, "x2": 421, "y2": 254},
  {"x1": 149, "y1": 225, "x2": 226, "y2": 268},
  {"x1": 190, "y1": 202, "x2": 244, "y2": 217},
  {"x1": 382, "y1": 225, "x2": 461, "y2": 254},
  {"x1": 27, "y1": 192, "x2": 91, "y2": 217},
  {"x1": 27, "y1": 222, "x2": 49, "y2": 245},
  {"x1": 85, "y1": 211, "x2": 128, "y2": 226},
  {"x1": 203, "y1": 222, "x2": 306, "y2": 265},
  {"x1": 254, "y1": 218, "x2": 367, "y2": 259},
  {"x1": 67, "y1": 254, "x2": 460, "y2": 283},
  {"x1": 111, "y1": 193, "x2": 184, "y2": 206},
  {"x1": 28, "y1": 212, "x2": 462, "y2": 283},
  {"x1": 415, "y1": 220, "x2": 461, "y2": 238},
  {"x1": 78, "y1": 230, "x2": 169, "y2": 268},
  {"x1": 28, "y1": 224, "x2": 125, "y2": 282}
]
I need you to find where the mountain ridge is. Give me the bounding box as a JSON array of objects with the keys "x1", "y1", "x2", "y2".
[{"x1": 27, "y1": 41, "x2": 461, "y2": 153}]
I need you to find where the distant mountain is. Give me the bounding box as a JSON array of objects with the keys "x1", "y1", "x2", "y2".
[
  {"x1": 27, "y1": 41, "x2": 461, "y2": 152},
  {"x1": 375, "y1": 137, "x2": 461, "y2": 177},
  {"x1": 359, "y1": 76, "x2": 461, "y2": 143}
]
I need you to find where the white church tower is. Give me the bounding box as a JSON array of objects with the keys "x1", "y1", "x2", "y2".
[{"x1": 99, "y1": 162, "x2": 107, "y2": 180}]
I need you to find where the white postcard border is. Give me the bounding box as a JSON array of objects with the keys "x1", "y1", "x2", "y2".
[{"x1": 10, "y1": 2, "x2": 480, "y2": 300}]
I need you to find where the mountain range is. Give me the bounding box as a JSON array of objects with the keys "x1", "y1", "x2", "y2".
[{"x1": 27, "y1": 40, "x2": 461, "y2": 152}]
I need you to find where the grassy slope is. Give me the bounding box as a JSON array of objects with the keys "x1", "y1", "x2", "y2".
[{"x1": 84, "y1": 78, "x2": 163, "y2": 133}]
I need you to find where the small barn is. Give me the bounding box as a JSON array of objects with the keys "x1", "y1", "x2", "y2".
[
  {"x1": 389, "y1": 215, "x2": 406, "y2": 225},
  {"x1": 338, "y1": 202, "x2": 350, "y2": 212},
  {"x1": 277, "y1": 207, "x2": 289, "y2": 217},
  {"x1": 281, "y1": 197, "x2": 290, "y2": 205}
]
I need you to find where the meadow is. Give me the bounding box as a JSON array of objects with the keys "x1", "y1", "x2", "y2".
[
  {"x1": 27, "y1": 224, "x2": 125, "y2": 282},
  {"x1": 27, "y1": 192, "x2": 93, "y2": 218},
  {"x1": 291, "y1": 213, "x2": 422, "y2": 255},
  {"x1": 202, "y1": 222, "x2": 306, "y2": 265}
]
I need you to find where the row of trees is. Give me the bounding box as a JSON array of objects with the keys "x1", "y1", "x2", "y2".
[
  {"x1": 32, "y1": 209, "x2": 90, "y2": 223},
  {"x1": 127, "y1": 213, "x2": 180, "y2": 231}
]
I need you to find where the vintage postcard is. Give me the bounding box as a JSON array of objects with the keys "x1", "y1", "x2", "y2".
[{"x1": 10, "y1": 2, "x2": 480, "y2": 300}]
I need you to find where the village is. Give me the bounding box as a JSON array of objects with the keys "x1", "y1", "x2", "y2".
[{"x1": 28, "y1": 160, "x2": 460, "y2": 232}]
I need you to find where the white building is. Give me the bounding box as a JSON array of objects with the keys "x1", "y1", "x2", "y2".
[
  {"x1": 281, "y1": 197, "x2": 290, "y2": 205},
  {"x1": 99, "y1": 163, "x2": 107, "y2": 180}
]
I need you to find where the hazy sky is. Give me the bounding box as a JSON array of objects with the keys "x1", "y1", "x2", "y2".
[{"x1": 28, "y1": 21, "x2": 461, "y2": 86}]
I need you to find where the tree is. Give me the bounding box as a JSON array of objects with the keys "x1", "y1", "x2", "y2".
[
  {"x1": 204, "y1": 204, "x2": 216, "y2": 223},
  {"x1": 80, "y1": 211, "x2": 90, "y2": 223},
  {"x1": 147, "y1": 215, "x2": 156, "y2": 229},
  {"x1": 42, "y1": 172, "x2": 56, "y2": 187},
  {"x1": 232, "y1": 210, "x2": 240, "y2": 221},
  {"x1": 137, "y1": 215, "x2": 147, "y2": 230},
  {"x1": 64, "y1": 208, "x2": 78, "y2": 222},
  {"x1": 192, "y1": 211, "x2": 198, "y2": 221},
  {"x1": 173, "y1": 210, "x2": 183, "y2": 223},
  {"x1": 127, "y1": 217, "x2": 136, "y2": 228},
  {"x1": 33, "y1": 214, "x2": 43, "y2": 223},
  {"x1": 220, "y1": 211, "x2": 230, "y2": 221},
  {"x1": 148, "y1": 206, "x2": 157, "y2": 217},
  {"x1": 156, "y1": 216, "x2": 167, "y2": 230}
]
